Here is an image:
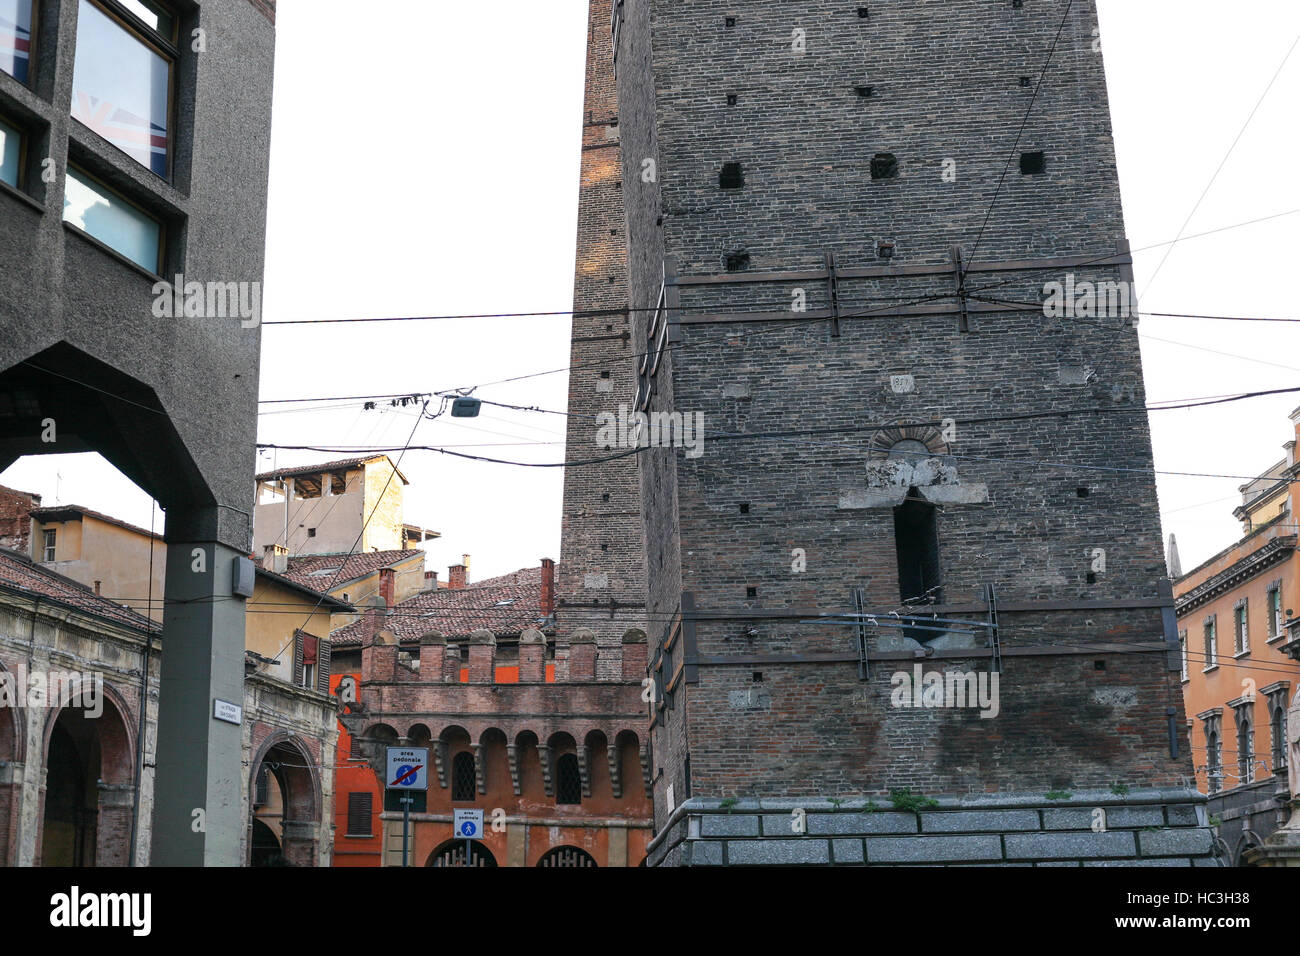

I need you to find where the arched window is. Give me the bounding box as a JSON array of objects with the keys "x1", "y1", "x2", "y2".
[
  {"x1": 452, "y1": 751, "x2": 476, "y2": 801},
  {"x1": 556, "y1": 753, "x2": 582, "y2": 805},
  {"x1": 894, "y1": 488, "x2": 941, "y2": 641},
  {"x1": 538, "y1": 846, "x2": 598, "y2": 867},
  {"x1": 428, "y1": 839, "x2": 497, "y2": 867}
]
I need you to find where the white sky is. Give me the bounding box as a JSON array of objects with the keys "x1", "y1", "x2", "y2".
[{"x1": 4, "y1": 0, "x2": 1299, "y2": 584}]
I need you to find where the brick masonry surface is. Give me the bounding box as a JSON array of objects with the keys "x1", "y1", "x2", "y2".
[
  {"x1": 601, "y1": 0, "x2": 1210, "y2": 862},
  {"x1": 649, "y1": 793, "x2": 1220, "y2": 867}
]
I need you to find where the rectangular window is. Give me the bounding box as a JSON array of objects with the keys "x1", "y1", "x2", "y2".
[
  {"x1": 63, "y1": 166, "x2": 162, "y2": 273},
  {"x1": 1234, "y1": 602, "x2": 1249, "y2": 655},
  {"x1": 1269, "y1": 586, "x2": 1283, "y2": 638},
  {"x1": 0, "y1": 0, "x2": 34, "y2": 84},
  {"x1": 0, "y1": 114, "x2": 21, "y2": 189},
  {"x1": 1203, "y1": 617, "x2": 1217, "y2": 669},
  {"x1": 71, "y1": 0, "x2": 173, "y2": 178},
  {"x1": 1179, "y1": 630, "x2": 1188, "y2": 682},
  {"x1": 346, "y1": 792, "x2": 373, "y2": 837},
  {"x1": 41, "y1": 528, "x2": 55, "y2": 562}
]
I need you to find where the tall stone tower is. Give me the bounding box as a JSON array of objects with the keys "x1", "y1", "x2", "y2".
[
  {"x1": 555, "y1": 0, "x2": 650, "y2": 675},
  {"x1": 609, "y1": 0, "x2": 1214, "y2": 865}
]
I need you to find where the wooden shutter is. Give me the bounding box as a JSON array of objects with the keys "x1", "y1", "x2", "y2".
[
  {"x1": 346, "y1": 792, "x2": 372, "y2": 836},
  {"x1": 292, "y1": 630, "x2": 304, "y2": 686},
  {"x1": 317, "y1": 639, "x2": 332, "y2": 693}
]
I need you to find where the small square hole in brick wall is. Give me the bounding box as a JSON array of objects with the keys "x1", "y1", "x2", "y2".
[
  {"x1": 1019, "y1": 76, "x2": 1032, "y2": 88},
  {"x1": 602, "y1": 493, "x2": 610, "y2": 501},
  {"x1": 739, "y1": 502, "x2": 750, "y2": 514},
  {"x1": 871, "y1": 153, "x2": 899, "y2": 180},
  {"x1": 746, "y1": 586, "x2": 757, "y2": 598},
  {"x1": 1020, "y1": 151, "x2": 1046, "y2": 175},
  {"x1": 1076, "y1": 487, "x2": 1090, "y2": 498},
  {"x1": 725, "y1": 16, "x2": 736, "y2": 27},
  {"x1": 727, "y1": 93, "x2": 738, "y2": 106},
  {"x1": 855, "y1": 85, "x2": 874, "y2": 98},
  {"x1": 857, "y1": 6, "x2": 869, "y2": 17},
  {"x1": 601, "y1": 370, "x2": 611, "y2": 378},
  {"x1": 601, "y1": 543, "x2": 608, "y2": 551},
  {"x1": 1086, "y1": 572, "x2": 1097, "y2": 584},
  {"x1": 752, "y1": 671, "x2": 764, "y2": 682},
  {"x1": 725, "y1": 251, "x2": 751, "y2": 272},
  {"x1": 719, "y1": 162, "x2": 745, "y2": 189},
  {"x1": 1013, "y1": 0, "x2": 1024, "y2": 8},
  {"x1": 1094, "y1": 660, "x2": 1106, "y2": 671}
]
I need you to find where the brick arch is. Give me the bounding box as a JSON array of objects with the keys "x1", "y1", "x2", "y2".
[
  {"x1": 514, "y1": 730, "x2": 545, "y2": 800},
  {"x1": 248, "y1": 732, "x2": 322, "y2": 866},
  {"x1": 615, "y1": 729, "x2": 643, "y2": 800},
  {"x1": 38, "y1": 678, "x2": 137, "y2": 866},
  {"x1": 478, "y1": 728, "x2": 508, "y2": 797},
  {"x1": 407, "y1": 723, "x2": 432, "y2": 747},
  {"x1": 0, "y1": 657, "x2": 26, "y2": 763},
  {"x1": 584, "y1": 729, "x2": 611, "y2": 801}
]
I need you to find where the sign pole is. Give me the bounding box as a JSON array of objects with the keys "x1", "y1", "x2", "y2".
[{"x1": 402, "y1": 796, "x2": 411, "y2": 868}]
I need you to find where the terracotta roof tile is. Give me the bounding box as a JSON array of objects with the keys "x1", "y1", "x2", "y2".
[
  {"x1": 0, "y1": 548, "x2": 157, "y2": 633},
  {"x1": 281, "y1": 550, "x2": 424, "y2": 590},
  {"x1": 330, "y1": 566, "x2": 550, "y2": 645}
]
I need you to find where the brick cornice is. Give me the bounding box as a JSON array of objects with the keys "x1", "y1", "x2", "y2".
[{"x1": 1176, "y1": 536, "x2": 1296, "y2": 617}]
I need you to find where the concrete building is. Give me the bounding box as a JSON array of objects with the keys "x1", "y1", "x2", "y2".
[
  {"x1": 29, "y1": 504, "x2": 166, "y2": 621},
  {"x1": 254, "y1": 456, "x2": 420, "y2": 558},
  {"x1": 0, "y1": 0, "x2": 278, "y2": 864},
  {"x1": 1174, "y1": 411, "x2": 1300, "y2": 864},
  {"x1": 330, "y1": 560, "x2": 654, "y2": 866},
  {"x1": 596, "y1": 0, "x2": 1212, "y2": 865}
]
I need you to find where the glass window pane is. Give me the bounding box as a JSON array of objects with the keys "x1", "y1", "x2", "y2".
[
  {"x1": 117, "y1": 0, "x2": 173, "y2": 39},
  {"x1": 71, "y1": 0, "x2": 170, "y2": 177},
  {"x1": 63, "y1": 167, "x2": 162, "y2": 272},
  {"x1": 0, "y1": 115, "x2": 19, "y2": 188},
  {"x1": 0, "y1": 0, "x2": 33, "y2": 83}
]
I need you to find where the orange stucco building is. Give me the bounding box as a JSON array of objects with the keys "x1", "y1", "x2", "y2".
[{"x1": 1174, "y1": 410, "x2": 1300, "y2": 863}]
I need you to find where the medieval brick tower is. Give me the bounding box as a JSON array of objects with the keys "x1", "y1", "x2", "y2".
[
  {"x1": 556, "y1": 0, "x2": 650, "y2": 674},
  {"x1": 601, "y1": 0, "x2": 1215, "y2": 866}
]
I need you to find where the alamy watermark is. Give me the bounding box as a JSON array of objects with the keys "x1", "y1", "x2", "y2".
[
  {"x1": 595, "y1": 403, "x2": 705, "y2": 459},
  {"x1": 1042, "y1": 273, "x2": 1136, "y2": 321},
  {"x1": 0, "y1": 664, "x2": 104, "y2": 718},
  {"x1": 151, "y1": 274, "x2": 262, "y2": 328},
  {"x1": 889, "y1": 664, "x2": 1000, "y2": 719}
]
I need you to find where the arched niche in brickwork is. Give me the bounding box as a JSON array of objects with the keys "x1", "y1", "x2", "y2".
[
  {"x1": 439, "y1": 725, "x2": 472, "y2": 796},
  {"x1": 39, "y1": 678, "x2": 137, "y2": 867},
  {"x1": 478, "y1": 728, "x2": 509, "y2": 798},
  {"x1": 407, "y1": 723, "x2": 432, "y2": 748},
  {"x1": 615, "y1": 730, "x2": 642, "y2": 801},
  {"x1": 514, "y1": 730, "x2": 545, "y2": 801},
  {"x1": 248, "y1": 732, "x2": 322, "y2": 867},
  {"x1": 584, "y1": 729, "x2": 611, "y2": 802}
]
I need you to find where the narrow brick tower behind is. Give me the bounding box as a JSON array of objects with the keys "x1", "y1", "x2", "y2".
[{"x1": 555, "y1": 0, "x2": 651, "y2": 678}]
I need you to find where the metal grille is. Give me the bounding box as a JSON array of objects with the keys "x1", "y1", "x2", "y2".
[
  {"x1": 556, "y1": 753, "x2": 582, "y2": 805},
  {"x1": 452, "y1": 751, "x2": 476, "y2": 801},
  {"x1": 430, "y1": 843, "x2": 496, "y2": 867},
  {"x1": 538, "y1": 846, "x2": 598, "y2": 868}
]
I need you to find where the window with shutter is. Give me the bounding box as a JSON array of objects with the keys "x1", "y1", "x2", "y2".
[
  {"x1": 316, "y1": 639, "x2": 332, "y2": 693},
  {"x1": 346, "y1": 792, "x2": 373, "y2": 837}
]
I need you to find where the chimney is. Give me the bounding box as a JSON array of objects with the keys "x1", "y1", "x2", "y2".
[
  {"x1": 262, "y1": 544, "x2": 288, "y2": 573},
  {"x1": 424, "y1": 570, "x2": 439, "y2": 591},
  {"x1": 540, "y1": 558, "x2": 555, "y2": 615},
  {"x1": 93, "y1": 580, "x2": 101, "y2": 596},
  {"x1": 379, "y1": 566, "x2": 395, "y2": 606},
  {"x1": 448, "y1": 564, "x2": 467, "y2": 590}
]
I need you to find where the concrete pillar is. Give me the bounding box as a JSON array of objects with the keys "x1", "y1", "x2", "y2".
[
  {"x1": 519, "y1": 628, "x2": 547, "y2": 682},
  {"x1": 150, "y1": 528, "x2": 247, "y2": 866}
]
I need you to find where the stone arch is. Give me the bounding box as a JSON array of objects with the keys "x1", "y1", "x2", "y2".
[
  {"x1": 0, "y1": 658, "x2": 25, "y2": 867},
  {"x1": 867, "y1": 423, "x2": 950, "y2": 462},
  {"x1": 248, "y1": 732, "x2": 322, "y2": 867},
  {"x1": 549, "y1": 732, "x2": 580, "y2": 805},
  {"x1": 39, "y1": 677, "x2": 137, "y2": 866},
  {"x1": 407, "y1": 723, "x2": 432, "y2": 747},
  {"x1": 1234, "y1": 831, "x2": 1264, "y2": 867},
  {"x1": 537, "y1": 845, "x2": 598, "y2": 867}
]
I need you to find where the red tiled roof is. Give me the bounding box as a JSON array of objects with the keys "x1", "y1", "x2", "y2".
[
  {"x1": 0, "y1": 548, "x2": 158, "y2": 633},
  {"x1": 281, "y1": 550, "x2": 424, "y2": 591},
  {"x1": 254, "y1": 455, "x2": 407, "y2": 485},
  {"x1": 330, "y1": 566, "x2": 550, "y2": 645}
]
